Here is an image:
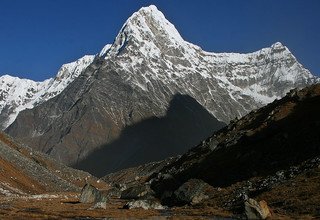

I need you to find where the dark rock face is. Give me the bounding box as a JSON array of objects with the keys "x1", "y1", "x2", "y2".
[{"x1": 79, "y1": 184, "x2": 103, "y2": 203}]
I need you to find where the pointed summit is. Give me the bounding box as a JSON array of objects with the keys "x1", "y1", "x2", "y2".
[
  {"x1": 270, "y1": 42, "x2": 290, "y2": 53},
  {"x1": 105, "y1": 5, "x2": 187, "y2": 58},
  {"x1": 267, "y1": 41, "x2": 297, "y2": 61},
  {"x1": 124, "y1": 5, "x2": 183, "y2": 42},
  {"x1": 271, "y1": 42, "x2": 285, "y2": 49}
]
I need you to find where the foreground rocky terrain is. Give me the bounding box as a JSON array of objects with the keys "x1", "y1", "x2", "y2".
[
  {"x1": 5, "y1": 5, "x2": 318, "y2": 177},
  {"x1": 0, "y1": 84, "x2": 319, "y2": 219},
  {"x1": 101, "y1": 83, "x2": 320, "y2": 219}
]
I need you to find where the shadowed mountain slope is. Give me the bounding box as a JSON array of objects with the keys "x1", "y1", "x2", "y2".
[
  {"x1": 75, "y1": 94, "x2": 225, "y2": 177},
  {"x1": 148, "y1": 84, "x2": 320, "y2": 194}
]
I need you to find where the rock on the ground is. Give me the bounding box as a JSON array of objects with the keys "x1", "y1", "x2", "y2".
[
  {"x1": 245, "y1": 198, "x2": 271, "y2": 219},
  {"x1": 92, "y1": 201, "x2": 107, "y2": 210},
  {"x1": 124, "y1": 199, "x2": 165, "y2": 210},
  {"x1": 174, "y1": 179, "x2": 213, "y2": 205},
  {"x1": 79, "y1": 184, "x2": 103, "y2": 203},
  {"x1": 103, "y1": 187, "x2": 122, "y2": 199},
  {"x1": 121, "y1": 184, "x2": 154, "y2": 200}
]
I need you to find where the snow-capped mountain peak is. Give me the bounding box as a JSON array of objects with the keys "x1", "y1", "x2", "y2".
[
  {"x1": 96, "y1": 6, "x2": 318, "y2": 124},
  {"x1": 105, "y1": 5, "x2": 189, "y2": 59},
  {"x1": 271, "y1": 41, "x2": 285, "y2": 49},
  {"x1": 4, "y1": 5, "x2": 319, "y2": 171},
  {"x1": 130, "y1": 5, "x2": 185, "y2": 43}
]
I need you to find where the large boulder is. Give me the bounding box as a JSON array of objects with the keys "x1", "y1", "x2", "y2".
[
  {"x1": 121, "y1": 184, "x2": 154, "y2": 200},
  {"x1": 245, "y1": 198, "x2": 271, "y2": 219},
  {"x1": 174, "y1": 179, "x2": 214, "y2": 205},
  {"x1": 103, "y1": 187, "x2": 122, "y2": 199},
  {"x1": 124, "y1": 199, "x2": 165, "y2": 210},
  {"x1": 79, "y1": 184, "x2": 103, "y2": 203},
  {"x1": 151, "y1": 173, "x2": 181, "y2": 202},
  {"x1": 92, "y1": 201, "x2": 107, "y2": 210}
]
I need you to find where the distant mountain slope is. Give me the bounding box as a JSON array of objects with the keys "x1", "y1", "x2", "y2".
[
  {"x1": 0, "y1": 55, "x2": 94, "y2": 129},
  {"x1": 6, "y1": 5, "x2": 319, "y2": 176},
  {"x1": 74, "y1": 94, "x2": 225, "y2": 176}
]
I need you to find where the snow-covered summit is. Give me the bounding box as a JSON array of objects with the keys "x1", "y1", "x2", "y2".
[
  {"x1": 129, "y1": 5, "x2": 185, "y2": 43},
  {"x1": 0, "y1": 55, "x2": 95, "y2": 129},
  {"x1": 105, "y1": 5, "x2": 189, "y2": 58}
]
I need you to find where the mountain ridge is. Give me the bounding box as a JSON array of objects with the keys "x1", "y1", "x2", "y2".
[
  {"x1": 4, "y1": 5, "x2": 319, "y2": 175},
  {"x1": 0, "y1": 55, "x2": 95, "y2": 129},
  {"x1": 1, "y1": 5, "x2": 318, "y2": 129}
]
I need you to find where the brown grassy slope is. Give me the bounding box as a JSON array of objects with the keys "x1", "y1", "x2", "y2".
[{"x1": 0, "y1": 132, "x2": 108, "y2": 195}]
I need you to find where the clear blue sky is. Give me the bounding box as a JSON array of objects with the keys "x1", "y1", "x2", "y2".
[{"x1": 0, "y1": 0, "x2": 319, "y2": 81}]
